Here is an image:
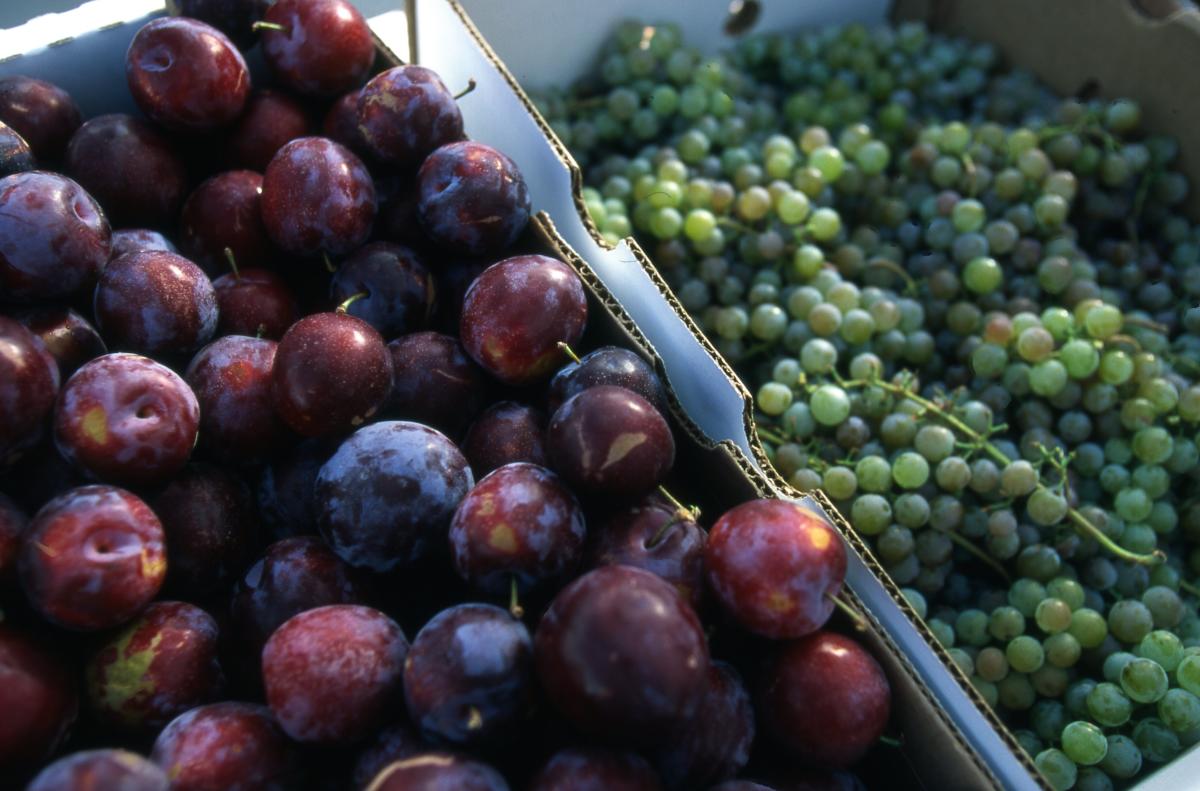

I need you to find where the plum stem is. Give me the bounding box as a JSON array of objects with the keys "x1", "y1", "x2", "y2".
[
  {"x1": 252, "y1": 20, "x2": 287, "y2": 33},
  {"x1": 32, "y1": 540, "x2": 58, "y2": 558},
  {"x1": 508, "y1": 576, "x2": 524, "y2": 619},
  {"x1": 556, "y1": 341, "x2": 582, "y2": 364},
  {"x1": 223, "y1": 247, "x2": 240, "y2": 280},
  {"x1": 322, "y1": 252, "x2": 337, "y2": 274},
  {"x1": 255, "y1": 323, "x2": 267, "y2": 340},
  {"x1": 645, "y1": 511, "x2": 686, "y2": 550},
  {"x1": 453, "y1": 78, "x2": 478, "y2": 100},
  {"x1": 879, "y1": 734, "x2": 904, "y2": 748},
  {"x1": 336, "y1": 292, "x2": 369, "y2": 314},
  {"x1": 656, "y1": 485, "x2": 700, "y2": 522},
  {"x1": 825, "y1": 591, "x2": 868, "y2": 631}
]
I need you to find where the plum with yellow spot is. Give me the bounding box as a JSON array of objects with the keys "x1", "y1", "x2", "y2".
[
  {"x1": 705, "y1": 499, "x2": 846, "y2": 639},
  {"x1": 547, "y1": 385, "x2": 674, "y2": 499},
  {"x1": 86, "y1": 600, "x2": 224, "y2": 730},
  {"x1": 449, "y1": 462, "x2": 585, "y2": 597},
  {"x1": 402, "y1": 603, "x2": 534, "y2": 746},
  {"x1": 54, "y1": 353, "x2": 200, "y2": 487},
  {"x1": 18, "y1": 484, "x2": 166, "y2": 631}
]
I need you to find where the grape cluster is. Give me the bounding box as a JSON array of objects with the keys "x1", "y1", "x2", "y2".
[{"x1": 536, "y1": 18, "x2": 1200, "y2": 790}]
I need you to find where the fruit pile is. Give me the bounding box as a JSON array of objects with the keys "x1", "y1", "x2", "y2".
[
  {"x1": 0, "y1": 2, "x2": 893, "y2": 790},
  {"x1": 536, "y1": 17, "x2": 1200, "y2": 791}
]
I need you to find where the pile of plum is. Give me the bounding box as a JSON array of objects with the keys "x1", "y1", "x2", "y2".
[{"x1": 0, "y1": 1, "x2": 892, "y2": 789}]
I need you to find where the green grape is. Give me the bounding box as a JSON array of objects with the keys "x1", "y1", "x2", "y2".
[
  {"x1": 1009, "y1": 580, "x2": 1047, "y2": 619},
  {"x1": 800, "y1": 338, "x2": 838, "y2": 374},
  {"x1": 892, "y1": 452, "x2": 930, "y2": 489},
  {"x1": 776, "y1": 190, "x2": 811, "y2": 224},
  {"x1": 1014, "y1": 729, "x2": 1044, "y2": 758},
  {"x1": 1088, "y1": 682, "x2": 1133, "y2": 727},
  {"x1": 928, "y1": 617, "x2": 955, "y2": 648},
  {"x1": 1044, "y1": 633, "x2": 1081, "y2": 668},
  {"x1": 901, "y1": 587, "x2": 928, "y2": 619},
  {"x1": 807, "y1": 207, "x2": 842, "y2": 241},
  {"x1": 999, "y1": 460, "x2": 1038, "y2": 498},
  {"x1": 809, "y1": 145, "x2": 845, "y2": 181},
  {"x1": 914, "y1": 425, "x2": 956, "y2": 463},
  {"x1": 1030, "y1": 359, "x2": 1068, "y2": 397},
  {"x1": 1114, "y1": 488, "x2": 1153, "y2": 523},
  {"x1": 1158, "y1": 688, "x2": 1200, "y2": 733},
  {"x1": 1035, "y1": 598, "x2": 1072, "y2": 634},
  {"x1": 1074, "y1": 767, "x2": 1113, "y2": 791},
  {"x1": 1060, "y1": 339, "x2": 1100, "y2": 379},
  {"x1": 1133, "y1": 718, "x2": 1181, "y2": 763},
  {"x1": 1069, "y1": 608, "x2": 1108, "y2": 649},
  {"x1": 976, "y1": 646, "x2": 1009, "y2": 683},
  {"x1": 808, "y1": 303, "x2": 842, "y2": 336},
  {"x1": 823, "y1": 465, "x2": 857, "y2": 499},
  {"x1": 1099, "y1": 734, "x2": 1142, "y2": 779},
  {"x1": 955, "y1": 609, "x2": 990, "y2": 647},
  {"x1": 1027, "y1": 488, "x2": 1068, "y2": 527},
  {"x1": 998, "y1": 673, "x2": 1036, "y2": 711},
  {"x1": 1065, "y1": 679, "x2": 1097, "y2": 718},
  {"x1": 1007, "y1": 635, "x2": 1045, "y2": 674},
  {"x1": 1109, "y1": 599, "x2": 1155, "y2": 644},
  {"x1": 851, "y1": 494, "x2": 892, "y2": 536},
  {"x1": 856, "y1": 455, "x2": 892, "y2": 493},
  {"x1": 1032, "y1": 700, "x2": 1067, "y2": 742},
  {"x1": 1132, "y1": 426, "x2": 1174, "y2": 465},
  {"x1": 1045, "y1": 578, "x2": 1085, "y2": 611},
  {"x1": 1099, "y1": 349, "x2": 1134, "y2": 385},
  {"x1": 1061, "y1": 721, "x2": 1108, "y2": 766},
  {"x1": 683, "y1": 208, "x2": 717, "y2": 242},
  {"x1": 855, "y1": 140, "x2": 890, "y2": 175},
  {"x1": 1120, "y1": 657, "x2": 1169, "y2": 703},
  {"x1": 1034, "y1": 748, "x2": 1077, "y2": 791},
  {"x1": 756, "y1": 382, "x2": 794, "y2": 416},
  {"x1": 781, "y1": 402, "x2": 815, "y2": 438},
  {"x1": 963, "y1": 256, "x2": 1003, "y2": 294},
  {"x1": 810, "y1": 385, "x2": 850, "y2": 426},
  {"x1": 1103, "y1": 651, "x2": 1137, "y2": 683},
  {"x1": 1137, "y1": 630, "x2": 1184, "y2": 672},
  {"x1": 749, "y1": 304, "x2": 787, "y2": 340}
]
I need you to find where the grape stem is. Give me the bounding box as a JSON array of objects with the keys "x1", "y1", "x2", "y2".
[
  {"x1": 835, "y1": 375, "x2": 1165, "y2": 567},
  {"x1": 756, "y1": 426, "x2": 788, "y2": 446},
  {"x1": 943, "y1": 529, "x2": 1011, "y2": 584},
  {"x1": 1179, "y1": 579, "x2": 1200, "y2": 600},
  {"x1": 865, "y1": 257, "x2": 918, "y2": 296}
]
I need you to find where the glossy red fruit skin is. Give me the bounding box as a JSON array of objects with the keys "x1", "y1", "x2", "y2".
[
  {"x1": 547, "y1": 385, "x2": 675, "y2": 499},
  {"x1": 166, "y1": 0, "x2": 269, "y2": 49},
  {"x1": 0, "y1": 121, "x2": 35, "y2": 175},
  {"x1": 417, "y1": 141, "x2": 531, "y2": 256},
  {"x1": 13, "y1": 308, "x2": 107, "y2": 379},
  {"x1": 705, "y1": 500, "x2": 846, "y2": 640},
  {"x1": 126, "y1": 17, "x2": 250, "y2": 131},
  {"x1": 181, "y1": 170, "x2": 275, "y2": 276},
  {"x1": 529, "y1": 748, "x2": 663, "y2": 791},
  {"x1": 0, "y1": 171, "x2": 110, "y2": 301},
  {"x1": 95, "y1": 251, "x2": 219, "y2": 357},
  {"x1": 653, "y1": 661, "x2": 754, "y2": 789},
  {"x1": 315, "y1": 421, "x2": 473, "y2": 572},
  {"x1": 153, "y1": 464, "x2": 258, "y2": 596},
  {"x1": 262, "y1": 604, "x2": 408, "y2": 744},
  {"x1": 547, "y1": 346, "x2": 669, "y2": 418},
  {"x1": 0, "y1": 317, "x2": 60, "y2": 467},
  {"x1": 0, "y1": 493, "x2": 27, "y2": 585},
  {"x1": 260, "y1": 0, "x2": 375, "y2": 97},
  {"x1": 386, "y1": 331, "x2": 489, "y2": 439},
  {"x1": 54, "y1": 353, "x2": 200, "y2": 487},
  {"x1": 587, "y1": 495, "x2": 705, "y2": 611},
  {"x1": 152, "y1": 702, "x2": 299, "y2": 791},
  {"x1": 757, "y1": 632, "x2": 891, "y2": 769},
  {"x1": 357, "y1": 66, "x2": 464, "y2": 169},
  {"x1": 26, "y1": 749, "x2": 169, "y2": 791},
  {"x1": 261, "y1": 137, "x2": 376, "y2": 256},
  {"x1": 461, "y1": 402, "x2": 548, "y2": 478},
  {"x1": 110, "y1": 228, "x2": 177, "y2": 258},
  {"x1": 366, "y1": 754, "x2": 509, "y2": 791},
  {"x1": 450, "y1": 463, "x2": 585, "y2": 596},
  {"x1": 226, "y1": 90, "x2": 309, "y2": 171},
  {"x1": 212, "y1": 269, "x2": 298, "y2": 340},
  {"x1": 0, "y1": 625, "x2": 78, "y2": 771},
  {"x1": 86, "y1": 601, "x2": 224, "y2": 730},
  {"x1": 271, "y1": 310, "x2": 393, "y2": 436},
  {"x1": 459, "y1": 255, "x2": 587, "y2": 386},
  {"x1": 0, "y1": 76, "x2": 81, "y2": 161},
  {"x1": 229, "y1": 536, "x2": 369, "y2": 671},
  {"x1": 65, "y1": 114, "x2": 187, "y2": 228},
  {"x1": 18, "y1": 485, "x2": 166, "y2": 631},
  {"x1": 534, "y1": 565, "x2": 709, "y2": 748},
  {"x1": 331, "y1": 241, "x2": 436, "y2": 339},
  {"x1": 352, "y1": 722, "x2": 426, "y2": 790},
  {"x1": 323, "y1": 89, "x2": 371, "y2": 158},
  {"x1": 186, "y1": 336, "x2": 289, "y2": 465}
]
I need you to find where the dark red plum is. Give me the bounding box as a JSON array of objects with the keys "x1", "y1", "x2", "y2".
[
  {"x1": 386, "y1": 331, "x2": 488, "y2": 438},
  {"x1": 271, "y1": 307, "x2": 392, "y2": 436},
  {"x1": 705, "y1": 500, "x2": 845, "y2": 640},
  {"x1": 353, "y1": 722, "x2": 427, "y2": 790},
  {"x1": 366, "y1": 754, "x2": 509, "y2": 791},
  {"x1": 529, "y1": 748, "x2": 663, "y2": 791},
  {"x1": 257, "y1": 440, "x2": 331, "y2": 538},
  {"x1": 0, "y1": 317, "x2": 59, "y2": 467},
  {"x1": 357, "y1": 66, "x2": 464, "y2": 169},
  {"x1": 432, "y1": 258, "x2": 489, "y2": 333},
  {"x1": 0, "y1": 76, "x2": 81, "y2": 161},
  {"x1": 65, "y1": 114, "x2": 186, "y2": 227},
  {"x1": 757, "y1": 632, "x2": 891, "y2": 769},
  {"x1": 230, "y1": 536, "x2": 369, "y2": 672},
  {"x1": 18, "y1": 485, "x2": 165, "y2": 630},
  {"x1": 460, "y1": 255, "x2": 587, "y2": 386},
  {"x1": 181, "y1": 170, "x2": 275, "y2": 276},
  {"x1": 153, "y1": 464, "x2": 257, "y2": 596},
  {"x1": 708, "y1": 783, "x2": 778, "y2": 791},
  {"x1": 262, "y1": 604, "x2": 408, "y2": 743},
  {"x1": 95, "y1": 251, "x2": 218, "y2": 357},
  {"x1": 403, "y1": 603, "x2": 533, "y2": 746},
  {"x1": 323, "y1": 89, "x2": 371, "y2": 158},
  {"x1": 261, "y1": 137, "x2": 376, "y2": 256},
  {"x1": 26, "y1": 750, "x2": 168, "y2": 791},
  {"x1": 461, "y1": 402, "x2": 548, "y2": 478},
  {"x1": 152, "y1": 702, "x2": 299, "y2": 791},
  {"x1": 534, "y1": 565, "x2": 708, "y2": 748},
  {"x1": 55, "y1": 353, "x2": 200, "y2": 487},
  {"x1": 417, "y1": 141, "x2": 530, "y2": 256},
  {"x1": 548, "y1": 346, "x2": 669, "y2": 418},
  {"x1": 330, "y1": 242, "x2": 435, "y2": 339},
  {"x1": 260, "y1": 0, "x2": 375, "y2": 97},
  {"x1": 654, "y1": 661, "x2": 754, "y2": 789},
  {"x1": 213, "y1": 268, "x2": 298, "y2": 340},
  {"x1": 0, "y1": 171, "x2": 110, "y2": 301},
  {"x1": 315, "y1": 421, "x2": 472, "y2": 572},
  {"x1": 0, "y1": 436, "x2": 84, "y2": 514},
  {"x1": 0, "y1": 121, "x2": 35, "y2": 175},
  {"x1": 166, "y1": 0, "x2": 268, "y2": 49},
  {"x1": 126, "y1": 17, "x2": 250, "y2": 131},
  {"x1": 186, "y1": 336, "x2": 290, "y2": 465},
  {"x1": 0, "y1": 626, "x2": 78, "y2": 771},
  {"x1": 226, "y1": 90, "x2": 309, "y2": 171},
  {"x1": 755, "y1": 770, "x2": 864, "y2": 791},
  {"x1": 587, "y1": 494, "x2": 705, "y2": 611},
  {"x1": 449, "y1": 463, "x2": 585, "y2": 597},
  {"x1": 0, "y1": 493, "x2": 26, "y2": 584},
  {"x1": 13, "y1": 308, "x2": 106, "y2": 378},
  {"x1": 86, "y1": 601, "x2": 224, "y2": 729},
  {"x1": 547, "y1": 386, "x2": 674, "y2": 499},
  {"x1": 110, "y1": 228, "x2": 177, "y2": 258}
]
